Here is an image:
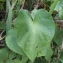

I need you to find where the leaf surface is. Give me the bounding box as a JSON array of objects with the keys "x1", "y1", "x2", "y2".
[
  {"x1": 6, "y1": 29, "x2": 25, "y2": 56},
  {"x1": 6, "y1": 9, "x2": 55, "y2": 62},
  {"x1": 55, "y1": 0, "x2": 63, "y2": 19},
  {"x1": 0, "y1": 48, "x2": 8, "y2": 62},
  {"x1": 53, "y1": 25, "x2": 62, "y2": 46}
]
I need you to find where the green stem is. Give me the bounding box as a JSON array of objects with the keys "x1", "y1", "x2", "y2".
[
  {"x1": 30, "y1": 0, "x2": 35, "y2": 10},
  {"x1": 6, "y1": 0, "x2": 12, "y2": 34},
  {"x1": 49, "y1": 0, "x2": 59, "y2": 14}
]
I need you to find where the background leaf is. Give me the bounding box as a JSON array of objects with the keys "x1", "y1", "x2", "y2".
[
  {"x1": 45, "y1": 46, "x2": 53, "y2": 60},
  {"x1": 53, "y1": 25, "x2": 62, "y2": 46},
  {"x1": 55, "y1": 0, "x2": 63, "y2": 19},
  {"x1": 0, "y1": 0, "x2": 5, "y2": 2},
  {"x1": 0, "y1": 22, "x2": 6, "y2": 29},
  {"x1": 0, "y1": 48, "x2": 8, "y2": 62},
  {"x1": 60, "y1": 50, "x2": 63, "y2": 63}
]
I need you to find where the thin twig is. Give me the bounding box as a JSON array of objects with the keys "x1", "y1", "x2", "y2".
[
  {"x1": 0, "y1": 30, "x2": 5, "y2": 41},
  {"x1": 54, "y1": 19, "x2": 63, "y2": 23},
  {"x1": 0, "y1": 30, "x2": 5, "y2": 36},
  {"x1": 54, "y1": 18, "x2": 63, "y2": 27},
  {"x1": 0, "y1": 36, "x2": 6, "y2": 41},
  {"x1": 11, "y1": 0, "x2": 17, "y2": 10},
  {"x1": 20, "y1": 0, "x2": 25, "y2": 10}
]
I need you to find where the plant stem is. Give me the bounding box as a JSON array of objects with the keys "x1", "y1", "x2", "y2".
[
  {"x1": 49, "y1": 0, "x2": 59, "y2": 14},
  {"x1": 30, "y1": 0, "x2": 35, "y2": 10},
  {"x1": 20, "y1": 0, "x2": 25, "y2": 10},
  {"x1": 6, "y1": 0, "x2": 12, "y2": 34}
]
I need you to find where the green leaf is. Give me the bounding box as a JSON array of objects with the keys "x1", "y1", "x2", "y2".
[
  {"x1": 5, "y1": 59, "x2": 13, "y2": 63},
  {"x1": 0, "y1": 48, "x2": 8, "y2": 62},
  {"x1": 6, "y1": 9, "x2": 55, "y2": 62},
  {"x1": 45, "y1": 46, "x2": 53, "y2": 60},
  {"x1": 6, "y1": 29, "x2": 29, "y2": 63},
  {"x1": 55, "y1": 61, "x2": 61, "y2": 63},
  {"x1": 5, "y1": 51, "x2": 22, "y2": 63},
  {"x1": 31, "y1": 9, "x2": 38, "y2": 20},
  {"x1": 60, "y1": 50, "x2": 63, "y2": 63},
  {"x1": 59, "y1": 8, "x2": 63, "y2": 19},
  {"x1": 13, "y1": 58, "x2": 21, "y2": 63},
  {"x1": 53, "y1": 25, "x2": 62, "y2": 46},
  {"x1": 55, "y1": 0, "x2": 63, "y2": 19},
  {"x1": 5, "y1": 58, "x2": 21, "y2": 63},
  {"x1": 0, "y1": 0, "x2": 5, "y2": 2},
  {"x1": 18, "y1": 0, "x2": 22, "y2": 3},
  {"x1": 55, "y1": 0, "x2": 63, "y2": 11},
  {"x1": 34, "y1": 57, "x2": 46, "y2": 63},
  {"x1": 0, "y1": 4, "x2": 4, "y2": 10},
  {"x1": 49, "y1": 0, "x2": 59, "y2": 14},
  {"x1": 21, "y1": 55, "x2": 28, "y2": 63},
  {"x1": 61, "y1": 29, "x2": 63, "y2": 35},
  {"x1": 8, "y1": 51, "x2": 17, "y2": 60},
  {"x1": 6, "y1": 29, "x2": 25, "y2": 56},
  {"x1": 0, "y1": 22, "x2": 6, "y2": 29}
]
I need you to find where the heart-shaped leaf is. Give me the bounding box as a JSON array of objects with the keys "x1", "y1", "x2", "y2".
[{"x1": 6, "y1": 9, "x2": 55, "y2": 62}]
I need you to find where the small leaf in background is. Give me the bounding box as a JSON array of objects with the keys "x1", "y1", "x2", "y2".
[
  {"x1": 53, "y1": 25, "x2": 62, "y2": 46},
  {"x1": 61, "y1": 29, "x2": 63, "y2": 35},
  {"x1": 8, "y1": 51, "x2": 17, "y2": 60},
  {"x1": 19, "y1": 0, "x2": 22, "y2": 3},
  {"x1": 4, "y1": 51, "x2": 26, "y2": 63},
  {"x1": 55, "y1": 0, "x2": 63, "y2": 19},
  {"x1": 21, "y1": 55, "x2": 28, "y2": 63},
  {"x1": 59, "y1": 7, "x2": 63, "y2": 19},
  {"x1": 0, "y1": 22, "x2": 6, "y2": 29},
  {"x1": 34, "y1": 57, "x2": 46, "y2": 63},
  {"x1": 4, "y1": 51, "x2": 22, "y2": 63},
  {"x1": 5, "y1": 59, "x2": 21, "y2": 63},
  {"x1": 60, "y1": 50, "x2": 63, "y2": 63},
  {"x1": 45, "y1": 46, "x2": 53, "y2": 61},
  {"x1": 13, "y1": 58, "x2": 21, "y2": 63},
  {"x1": 0, "y1": 4, "x2": 4, "y2": 10},
  {"x1": 0, "y1": 0, "x2": 5, "y2": 2},
  {"x1": 5, "y1": 59, "x2": 13, "y2": 63},
  {"x1": 0, "y1": 48, "x2": 8, "y2": 62},
  {"x1": 55, "y1": 61, "x2": 61, "y2": 63}
]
